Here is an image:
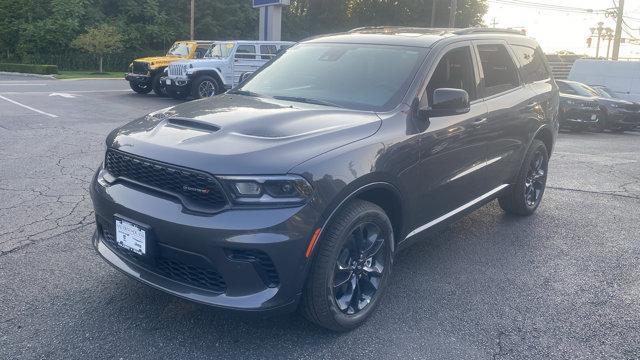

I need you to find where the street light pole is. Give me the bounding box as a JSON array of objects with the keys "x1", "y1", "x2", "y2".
[
  {"x1": 190, "y1": 0, "x2": 195, "y2": 40},
  {"x1": 612, "y1": 0, "x2": 625, "y2": 60}
]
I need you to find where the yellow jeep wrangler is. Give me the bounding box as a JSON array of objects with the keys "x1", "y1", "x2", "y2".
[{"x1": 126, "y1": 40, "x2": 214, "y2": 96}]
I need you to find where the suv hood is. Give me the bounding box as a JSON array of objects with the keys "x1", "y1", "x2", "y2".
[{"x1": 107, "y1": 94, "x2": 382, "y2": 175}]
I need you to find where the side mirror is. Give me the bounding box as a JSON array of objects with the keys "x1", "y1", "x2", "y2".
[{"x1": 420, "y1": 88, "x2": 470, "y2": 118}]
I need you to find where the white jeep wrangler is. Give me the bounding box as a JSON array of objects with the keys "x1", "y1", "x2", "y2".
[{"x1": 162, "y1": 40, "x2": 294, "y2": 99}]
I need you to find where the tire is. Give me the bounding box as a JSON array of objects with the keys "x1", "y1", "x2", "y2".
[
  {"x1": 300, "y1": 199, "x2": 393, "y2": 332},
  {"x1": 166, "y1": 87, "x2": 189, "y2": 100},
  {"x1": 191, "y1": 75, "x2": 221, "y2": 99},
  {"x1": 499, "y1": 139, "x2": 549, "y2": 216},
  {"x1": 129, "y1": 81, "x2": 152, "y2": 94},
  {"x1": 151, "y1": 72, "x2": 167, "y2": 97}
]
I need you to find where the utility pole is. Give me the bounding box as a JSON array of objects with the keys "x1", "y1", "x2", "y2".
[
  {"x1": 190, "y1": 0, "x2": 195, "y2": 40},
  {"x1": 491, "y1": 17, "x2": 498, "y2": 28},
  {"x1": 430, "y1": 0, "x2": 437, "y2": 27},
  {"x1": 612, "y1": 0, "x2": 625, "y2": 60},
  {"x1": 448, "y1": 0, "x2": 457, "y2": 28}
]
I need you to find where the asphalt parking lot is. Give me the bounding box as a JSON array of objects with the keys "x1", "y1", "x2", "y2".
[{"x1": 1, "y1": 75, "x2": 639, "y2": 359}]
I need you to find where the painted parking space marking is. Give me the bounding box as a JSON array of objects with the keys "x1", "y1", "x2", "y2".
[
  {"x1": 0, "y1": 94, "x2": 58, "y2": 118},
  {"x1": 0, "y1": 89, "x2": 131, "y2": 95}
]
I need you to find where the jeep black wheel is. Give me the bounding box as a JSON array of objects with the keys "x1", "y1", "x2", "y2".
[
  {"x1": 192, "y1": 75, "x2": 221, "y2": 99},
  {"x1": 129, "y1": 81, "x2": 152, "y2": 94},
  {"x1": 499, "y1": 139, "x2": 548, "y2": 216},
  {"x1": 152, "y1": 72, "x2": 167, "y2": 97},
  {"x1": 300, "y1": 199, "x2": 393, "y2": 332}
]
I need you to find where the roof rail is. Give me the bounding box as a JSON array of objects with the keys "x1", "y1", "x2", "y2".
[{"x1": 453, "y1": 28, "x2": 526, "y2": 36}]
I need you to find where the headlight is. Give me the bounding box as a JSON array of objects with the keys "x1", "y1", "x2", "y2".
[
  {"x1": 566, "y1": 100, "x2": 577, "y2": 105},
  {"x1": 218, "y1": 175, "x2": 313, "y2": 205},
  {"x1": 610, "y1": 103, "x2": 623, "y2": 108}
]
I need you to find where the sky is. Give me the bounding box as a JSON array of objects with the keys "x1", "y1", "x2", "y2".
[{"x1": 483, "y1": 0, "x2": 640, "y2": 57}]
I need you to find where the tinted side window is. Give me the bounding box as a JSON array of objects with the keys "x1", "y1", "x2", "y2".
[
  {"x1": 478, "y1": 44, "x2": 520, "y2": 96},
  {"x1": 427, "y1": 46, "x2": 477, "y2": 103},
  {"x1": 512, "y1": 45, "x2": 550, "y2": 83},
  {"x1": 235, "y1": 45, "x2": 256, "y2": 59},
  {"x1": 260, "y1": 45, "x2": 277, "y2": 60}
]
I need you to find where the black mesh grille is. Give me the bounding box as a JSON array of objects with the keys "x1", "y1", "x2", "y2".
[
  {"x1": 228, "y1": 249, "x2": 279, "y2": 287},
  {"x1": 132, "y1": 61, "x2": 149, "y2": 75},
  {"x1": 105, "y1": 149, "x2": 227, "y2": 212},
  {"x1": 102, "y1": 227, "x2": 227, "y2": 293}
]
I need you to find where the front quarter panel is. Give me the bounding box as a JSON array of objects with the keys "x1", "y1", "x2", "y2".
[{"x1": 290, "y1": 105, "x2": 418, "y2": 240}]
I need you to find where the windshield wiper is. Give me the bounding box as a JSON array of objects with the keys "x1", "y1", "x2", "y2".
[
  {"x1": 272, "y1": 95, "x2": 343, "y2": 108},
  {"x1": 227, "y1": 89, "x2": 261, "y2": 97}
]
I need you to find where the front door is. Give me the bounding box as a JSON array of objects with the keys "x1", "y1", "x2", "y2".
[{"x1": 410, "y1": 42, "x2": 491, "y2": 233}]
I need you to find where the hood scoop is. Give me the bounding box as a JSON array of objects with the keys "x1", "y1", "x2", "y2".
[{"x1": 166, "y1": 117, "x2": 220, "y2": 133}]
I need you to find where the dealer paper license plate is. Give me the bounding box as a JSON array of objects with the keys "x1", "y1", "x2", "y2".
[{"x1": 115, "y1": 218, "x2": 146, "y2": 255}]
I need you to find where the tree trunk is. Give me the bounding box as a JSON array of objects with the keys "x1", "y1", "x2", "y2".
[{"x1": 99, "y1": 56, "x2": 103, "y2": 73}]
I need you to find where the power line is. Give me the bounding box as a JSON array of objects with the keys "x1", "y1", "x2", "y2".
[{"x1": 488, "y1": 0, "x2": 607, "y2": 14}]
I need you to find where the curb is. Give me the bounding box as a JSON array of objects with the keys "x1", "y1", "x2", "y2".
[
  {"x1": 0, "y1": 71, "x2": 56, "y2": 79},
  {"x1": 58, "y1": 77, "x2": 124, "y2": 81}
]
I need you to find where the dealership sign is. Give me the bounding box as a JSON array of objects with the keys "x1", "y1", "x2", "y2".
[{"x1": 252, "y1": 0, "x2": 290, "y2": 7}]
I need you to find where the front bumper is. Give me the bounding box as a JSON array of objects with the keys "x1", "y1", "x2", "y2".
[
  {"x1": 559, "y1": 108, "x2": 599, "y2": 128},
  {"x1": 607, "y1": 109, "x2": 640, "y2": 127},
  {"x1": 125, "y1": 73, "x2": 151, "y2": 85},
  {"x1": 90, "y1": 168, "x2": 321, "y2": 313},
  {"x1": 161, "y1": 76, "x2": 191, "y2": 88}
]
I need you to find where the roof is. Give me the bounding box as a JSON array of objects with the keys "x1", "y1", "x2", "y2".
[{"x1": 303, "y1": 26, "x2": 531, "y2": 48}]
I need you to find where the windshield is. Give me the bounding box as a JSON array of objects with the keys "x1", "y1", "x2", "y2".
[
  {"x1": 593, "y1": 86, "x2": 615, "y2": 99},
  {"x1": 167, "y1": 42, "x2": 191, "y2": 57},
  {"x1": 206, "y1": 42, "x2": 233, "y2": 58},
  {"x1": 574, "y1": 83, "x2": 599, "y2": 97},
  {"x1": 237, "y1": 43, "x2": 427, "y2": 111}
]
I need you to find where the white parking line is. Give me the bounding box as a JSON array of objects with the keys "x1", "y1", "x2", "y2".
[
  {"x1": 0, "y1": 89, "x2": 130, "y2": 95},
  {"x1": 0, "y1": 94, "x2": 58, "y2": 118},
  {"x1": 0, "y1": 83, "x2": 47, "y2": 86}
]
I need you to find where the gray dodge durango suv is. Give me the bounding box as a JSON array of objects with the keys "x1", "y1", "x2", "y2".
[{"x1": 90, "y1": 27, "x2": 559, "y2": 331}]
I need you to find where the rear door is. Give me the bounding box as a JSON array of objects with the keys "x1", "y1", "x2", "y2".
[
  {"x1": 411, "y1": 41, "x2": 490, "y2": 228},
  {"x1": 473, "y1": 40, "x2": 538, "y2": 188},
  {"x1": 232, "y1": 44, "x2": 266, "y2": 86}
]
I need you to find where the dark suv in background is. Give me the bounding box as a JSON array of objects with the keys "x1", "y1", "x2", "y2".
[
  {"x1": 557, "y1": 79, "x2": 640, "y2": 132},
  {"x1": 90, "y1": 27, "x2": 559, "y2": 331}
]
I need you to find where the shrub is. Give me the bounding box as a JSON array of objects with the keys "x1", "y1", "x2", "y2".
[{"x1": 0, "y1": 63, "x2": 58, "y2": 75}]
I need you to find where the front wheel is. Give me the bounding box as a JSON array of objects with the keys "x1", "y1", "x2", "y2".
[
  {"x1": 191, "y1": 75, "x2": 221, "y2": 99},
  {"x1": 499, "y1": 139, "x2": 549, "y2": 216},
  {"x1": 129, "y1": 81, "x2": 152, "y2": 94},
  {"x1": 300, "y1": 199, "x2": 393, "y2": 332}
]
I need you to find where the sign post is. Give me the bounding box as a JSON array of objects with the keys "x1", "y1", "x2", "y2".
[{"x1": 252, "y1": 0, "x2": 290, "y2": 41}]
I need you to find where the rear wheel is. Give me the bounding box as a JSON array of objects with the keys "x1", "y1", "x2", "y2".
[
  {"x1": 499, "y1": 139, "x2": 549, "y2": 216},
  {"x1": 129, "y1": 81, "x2": 152, "y2": 94},
  {"x1": 300, "y1": 200, "x2": 393, "y2": 332},
  {"x1": 192, "y1": 75, "x2": 221, "y2": 99},
  {"x1": 152, "y1": 72, "x2": 167, "y2": 97}
]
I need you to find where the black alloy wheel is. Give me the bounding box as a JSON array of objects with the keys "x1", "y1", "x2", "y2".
[
  {"x1": 333, "y1": 222, "x2": 386, "y2": 315},
  {"x1": 300, "y1": 199, "x2": 393, "y2": 332},
  {"x1": 499, "y1": 139, "x2": 549, "y2": 216},
  {"x1": 524, "y1": 148, "x2": 547, "y2": 208}
]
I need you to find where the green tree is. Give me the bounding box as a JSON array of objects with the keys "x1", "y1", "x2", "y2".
[{"x1": 72, "y1": 24, "x2": 124, "y2": 72}]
